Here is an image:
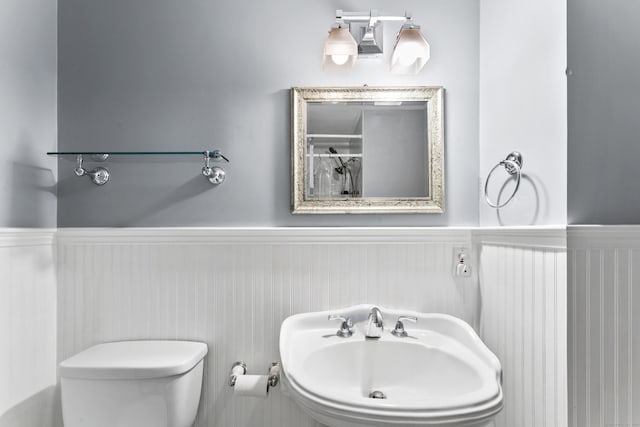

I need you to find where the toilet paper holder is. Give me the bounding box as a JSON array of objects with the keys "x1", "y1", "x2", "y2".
[{"x1": 228, "y1": 361, "x2": 281, "y2": 389}]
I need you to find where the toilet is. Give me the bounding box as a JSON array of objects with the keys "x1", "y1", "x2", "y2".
[{"x1": 59, "y1": 340, "x2": 208, "y2": 427}]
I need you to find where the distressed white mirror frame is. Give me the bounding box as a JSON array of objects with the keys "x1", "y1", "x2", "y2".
[{"x1": 291, "y1": 86, "x2": 444, "y2": 214}]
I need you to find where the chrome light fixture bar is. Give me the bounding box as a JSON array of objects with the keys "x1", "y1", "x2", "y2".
[{"x1": 323, "y1": 10, "x2": 430, "y2": 74}]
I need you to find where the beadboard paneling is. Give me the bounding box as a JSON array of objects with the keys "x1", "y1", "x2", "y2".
[
  {"x1": 477, "y1": 230, "x2": 567, "y2": 427},
  {"x1": 0, "y1": 230, "x2": 57, "y2": 427},
  {"x1": 56, "y1": 228, "x2": 474, "y2": 427},
  {"x1": 568, "y1": 226, "x2": 640, "y2": 427}
]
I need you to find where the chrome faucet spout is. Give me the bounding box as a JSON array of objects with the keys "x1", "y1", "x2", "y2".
[{"x1": 365, "y1": 307, "x2": 384, "y2": 339}]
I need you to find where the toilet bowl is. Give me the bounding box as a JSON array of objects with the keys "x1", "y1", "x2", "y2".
[{"x1": 60, "y1": 340, "x2": 208, "y2": 427}]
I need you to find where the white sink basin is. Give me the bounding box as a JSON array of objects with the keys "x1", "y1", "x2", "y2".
[{"x1": 279, "y1": 305, "x2": 503, "y2": 427}]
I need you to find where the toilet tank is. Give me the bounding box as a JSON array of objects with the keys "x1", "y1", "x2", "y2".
[{"x1": 60, "y1": 340, "x2": 208, "y2": 427}]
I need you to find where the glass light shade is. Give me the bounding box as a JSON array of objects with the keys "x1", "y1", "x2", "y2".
[
  {"x1": 390, "y1": 27, "x2": 430, "y2": 74},
  {"x1": 323, "y1": 27, "x2": 358, "y2": 71}
]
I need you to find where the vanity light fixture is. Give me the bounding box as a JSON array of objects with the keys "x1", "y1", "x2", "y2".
[
  {"x1": 390, "y1": 23, "x2": 431, "y2": 74},
  {"x1": 323, "y1": 23, "x2": 358, "y2": 71},
  {"x1": 323, "y1": 10, "x2": 430, "y2": 74}
]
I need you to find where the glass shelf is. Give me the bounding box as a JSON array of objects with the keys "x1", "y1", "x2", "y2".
[
  {"x1": 47, "y1": 150, "x2": 229, "y2": 163},
  {"x1": 47, "y1": 151, "x2": 216, "y2": 156},
  {"x1": 48, "y1": 149, "x2": 229, "y2": 186}
]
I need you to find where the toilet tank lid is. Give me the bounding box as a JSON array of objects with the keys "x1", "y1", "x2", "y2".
[{"x1": 59, "y1": 340, "x2": 208, "y2": 380}]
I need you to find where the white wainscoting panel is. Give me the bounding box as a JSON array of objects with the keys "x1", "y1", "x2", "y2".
[
  {"x1": 568, "y1": 226, "x2": 640, "y2": 427},
  {"x1": 0, "y1": 229, "x2": 57, "y2": 427},
  {"x1": 476, "y1": 228, "x2": 567, "y2": 427},
  {"x1": 56, "y1": 228, "x2": 474, "y2": 427}
]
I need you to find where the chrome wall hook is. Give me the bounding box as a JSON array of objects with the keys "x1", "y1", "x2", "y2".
[
  {"x1": 202, "y1": 151, "x2": 227, "y2": 184},
  {"x1": 74, "y1": 155, "x2": 110, "y2": 186}
]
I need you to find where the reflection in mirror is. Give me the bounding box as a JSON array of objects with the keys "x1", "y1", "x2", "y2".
[
  {"x1": 306, "y1": 103, "x2": 364, "y2": 199},
  {"x1": 291, "y1": 87, "x2": 444, "y2": 214},
  {"x1": 307, "y1": 102, "x2": 429, "y2": 199}
]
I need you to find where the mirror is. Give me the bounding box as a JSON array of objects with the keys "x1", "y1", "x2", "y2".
[{"x1": 291, "y1": 86, "x2": 444, "y2": 214}]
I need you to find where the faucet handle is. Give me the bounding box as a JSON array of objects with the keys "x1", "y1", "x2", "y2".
[
  {"x1": 328, "y1": 315, "x2": 355, "y2": 338},
  {"x1": 391, "y1": 315, "x2": 417, "y2": 337}
]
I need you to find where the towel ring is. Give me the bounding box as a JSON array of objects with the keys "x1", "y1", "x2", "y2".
[{"x1": 484, "y1": 151, "x2": 523, "y2": 208}]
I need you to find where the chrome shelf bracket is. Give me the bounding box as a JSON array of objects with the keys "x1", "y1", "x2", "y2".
[
  {"x1": 202, "y1": 150, "x2": 229, "y2": 185},
  {"x1": 74, "y1": 154, "x2": 110, "y2": 186}
]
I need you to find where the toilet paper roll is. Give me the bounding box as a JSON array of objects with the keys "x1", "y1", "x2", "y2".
[{"x1": 233, "y1": 375, "x2": 269, "y2": 398}]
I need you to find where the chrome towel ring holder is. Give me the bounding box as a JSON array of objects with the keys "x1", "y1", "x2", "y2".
[{"x1": 484, "y1": 151, "x2": 523, "y2": 208}]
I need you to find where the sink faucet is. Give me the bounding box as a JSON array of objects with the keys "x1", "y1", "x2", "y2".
[{"x1": 365, "y1": 307, "x2": 384, "y2": 339}]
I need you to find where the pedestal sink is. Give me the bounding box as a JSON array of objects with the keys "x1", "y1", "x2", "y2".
[{"x1": 279, "y1": 305, "x2": 503, "y2": 427}]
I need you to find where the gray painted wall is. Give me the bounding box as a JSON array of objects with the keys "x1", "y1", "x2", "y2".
[
  {"x1": 0, "y1": 0, "x2": 57, "y2": 228},
  {"x1": 58, "y1": 0, "x2": 479, "y2": 227},
  {"x1": 568, "y1": 0, "x2": 640, "y2": 224}
]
